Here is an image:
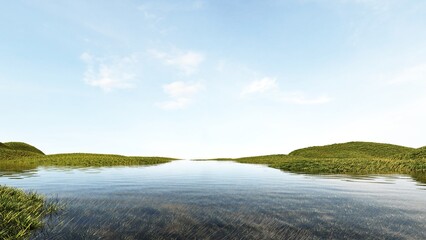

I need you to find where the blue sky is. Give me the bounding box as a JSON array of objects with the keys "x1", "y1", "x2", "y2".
[{"x1": 1, "y1": 0, "x2": 426, "y2": 158}]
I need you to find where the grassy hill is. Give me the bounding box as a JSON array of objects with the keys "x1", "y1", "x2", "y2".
[
  {"x1": 393, "y1": 146, "x2": 426, "y2": 160},
  {"x1": 3, "y1": 142, "x2": 45, "y2": 155},
  {"x1": 0, "y1": 142, "x2": 44, "y2": 161},
  {"x1": 211, "y1": 141, "x2": 425, "y2": 176},
  {"x1": 1, "y1": 141, "x2": 425, "y2": 173},
  {"x1": 0, "y1": 142, "x2": 174, "y2": 168},
  {"x1": 289, "y1": 141, "x2": 413, "y2": 159}
]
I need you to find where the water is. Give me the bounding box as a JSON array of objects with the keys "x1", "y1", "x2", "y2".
[{"x1": 0, "y1": 160, "x2": 425, "y2": 239}]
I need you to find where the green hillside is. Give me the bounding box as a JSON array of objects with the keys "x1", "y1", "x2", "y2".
[
  {"x1": 2, "y1": 141, "x2": 425, "y2": 174},
  {"x1": 3, "y1": 142, "x2": 45, "y2": 155},
  {"x1": 0, "y1": 142, "x2": 174, "y2": 167},
  {"x1": 0, "y1": 148, "x2": 39, "y2": 160},
  {"x1": 394, "y1": 146, "x2": 426, "y2": 160},
  {"x1": 0, "y1": 142, "x2": 44, "y2": 161},
  {"x1": 210, "y1": 142, "x2": 426, "y2": 177},
  {"x1": 0, "y1": 141, "x2": 174, "y2": 169},
  {"x1": 289, "y1": 141, "x2": 413, "y2": 159}
]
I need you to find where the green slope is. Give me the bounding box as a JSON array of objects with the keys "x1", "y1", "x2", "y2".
[
  {"x1": 209, "y1": 142, "x2": 425, "y2": 178},
  {"x1": 289, "y1": 141, "x2": 413, "y2": 159},
  {"x1": 3, "y1": 142, "x2": 45, "y2": 155},
  {"x1": 0, "y1": 141, "x2": 174, "y2": 167},
  {"x1": 0, "y1": 142, "x2": 43, "y2": 161},
  {"x1": 394, "y1": 146, "x2": 426, "y2": 160}
]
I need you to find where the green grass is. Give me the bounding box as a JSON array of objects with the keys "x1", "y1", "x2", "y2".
[
  {"x1": 3, "y1": 142, "x2": 45, "y2": 155},
  {"x1": 0, "y1": 142, "x2": 44, "y2": 161},
  {"x1": 393, "y1": 146, "x2": 426, "y2": 160},
  {"x1": 289, "y1": 141, "x2": 413, "y2": 159},
  {"x1": 219, "y1": 154, "x2": 423, "y2": 174},
  {"x1": 1, "y1": 153, "x2": 174, "y2": 168},
  {"x1": 0, "y1": 185, "x2": 58, "y2": 240},
  {"x1": 0, "y1": 141, "x2": 174, "y2": 168},
  {"x1": 0, "y1": 147, "x2": 41, "y2": 161},
  {"x1": 271, "y1": 157, "x2": 422, "y2": 174},
  {"x1": 210, "y1": 142, "x2": 426, "y2": 182}
]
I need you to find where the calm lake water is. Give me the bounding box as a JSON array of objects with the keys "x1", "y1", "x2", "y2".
[{"x1": 1, "y1": 160, "x2": 425, "y2": 239}]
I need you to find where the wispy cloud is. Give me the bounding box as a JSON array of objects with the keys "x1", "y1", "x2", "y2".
[
  {"x1": 80, "y1": 52, "x2": 139, "y2": 92},
  {"x1": 149, "y1": 49, "x2": 204, "y2": 75},
  {"x1": 281, "y1": 92, "x2": 332, "y2": 105},
  {"x1": 241, "y1": 77, "x2": 331, "y2": 105},
  {"x1": 157, "y1": 81, "x2": 203, "y2": 110},
  {"x1": 241, "y1": 77, "x2": 278, "y2": 96}
]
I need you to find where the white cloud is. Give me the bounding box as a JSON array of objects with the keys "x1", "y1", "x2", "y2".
[
  {"x1": 241, "y1": 76, "x2": 331, "y2": 105},
  {"x1": 163, "y1": 81, "x2": 203, "y2": 97},
  {"x1": 389, "y1": 63, "x2": 426, "y2": 84},
  {"x1": 158, "y1": 98, "x2": 192, "y2": 110},
  {"x1": 80, "y1": 52, "x2": 138, "y2": 92},
  {"x1": 157, "y1": 81, "x2": 203, "y2": 110},
  {"x1": 241, "y1": 77, "x2": 278, "y2": 96},
  {"x1": 149, "y1": 49, "x2": 204, "y2": 75},
  {"x1": 281, "y1": 92, "x2": 332, "y2": 105}
]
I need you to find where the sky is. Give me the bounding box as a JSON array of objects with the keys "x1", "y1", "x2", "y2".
[{"x1": 1, "y1": 0, "x2": 426, "y2": 159}]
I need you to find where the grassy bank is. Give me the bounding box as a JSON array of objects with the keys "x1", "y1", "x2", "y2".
[
  {"x1": 2, "y1": 141, "x2": 425, "y2": 174},
  {"x1": 221, "y1": 155, "x2": 424, "y2": 174},
  {"x1": 0, "y1": 153, "x2": 174, "y2": 168},
  {"x1": 0, "y1": 142, "x2": 174, "y2": 168},
  {"x1": 210, "y1": 142, "x2": 426, "y2": 177},
  {"x1": 289, "y1": 142, "x2": 414, "y2": 159},
  {"x1": 0, "y1": 185, "x2": 58, "y2": 239}
]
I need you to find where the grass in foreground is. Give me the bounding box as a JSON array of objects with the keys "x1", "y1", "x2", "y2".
[{"x1": 0, "y1": 186, "x2": 58, "y2": 240}]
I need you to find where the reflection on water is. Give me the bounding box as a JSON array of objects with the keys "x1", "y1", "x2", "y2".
[
  {"x1": 0, "y1": 170, "x2": 38, "y2": 179},
  {"x1": 0, "y1": 160, "x2": 425, "y2": 239}
]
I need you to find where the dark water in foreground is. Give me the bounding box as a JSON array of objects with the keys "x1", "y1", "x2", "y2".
[{"x1": 0, "y1": 160, "x2": 425, "y2": 239}]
